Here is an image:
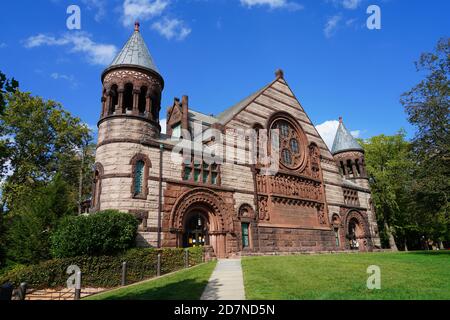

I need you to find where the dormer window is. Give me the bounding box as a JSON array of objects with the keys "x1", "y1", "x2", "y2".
[{"x1": 172, "y1": 123, "x2": 182, "y2": 139}]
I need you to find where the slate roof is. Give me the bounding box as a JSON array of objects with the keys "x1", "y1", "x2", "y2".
[
  {"x1": 216, "y1": 82, "x2": 273, "y2": 125},
  {"x1": 106, "y1": 24, "x2": 159, "y2": 74},
  {"x1": 331, "y1": 119, "x2": 364, "y2": 155}
]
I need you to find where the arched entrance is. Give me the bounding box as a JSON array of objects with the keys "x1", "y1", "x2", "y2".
[
  {"x1": 345, "y1": 210, "x2": 371, "y2": 251},
  {"x1": 183, "y1": 211, "x2": 209, "y2": 248},
  {"x1": 170, "y1": 188, "x2": 231, "y2": 258}
]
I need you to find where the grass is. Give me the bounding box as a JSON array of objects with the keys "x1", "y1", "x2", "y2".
[
  {"x1": 242, "y1": 251, "x2": 450, "y2": 300},
  {"x1": 87, "y1": 261, "x2": 217, "y2": 300}
]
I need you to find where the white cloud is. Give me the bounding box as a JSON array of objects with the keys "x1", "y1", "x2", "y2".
[
  {"x1": 24, "y1": 33, "x2": 117, "y2": 66},
  {"x1": 82, "y1": 0, "x2": 107, "y2": 22},
  {"x1": 51, "y1": 72, "x2": 74, "y2": 81},
  {"x1": 240, "y1": 0, "x2": 303, "y2": 11},
  {"x1": 152, "y1": 18, "x2": 192, "y2": 41},
  {"x1": 0, "y1": 43, "x2": 7, "y2": 48},
  {"x1": 160, "y1": 118, "x2": 167, "y2": 134},
  {"x1": 122, "y1": 0, "x2": 170, "y2": 26},
  {"x1": 324, "y1": 15, "x2": 342, "y2": 38},
  {"x1": 316, "y1": 120, "x2": 361, "y2": 150},
  {"x1": 327, "y1": 0, "x2": 362, "y2": 10},
  {"x1": 341, "y1": 0, "x2": 362, "y2": 10},
  {"x1": 316, "y1": 120, "x2": 340, "y2": 150}
]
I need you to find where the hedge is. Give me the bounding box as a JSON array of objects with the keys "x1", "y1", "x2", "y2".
[
  {"x1": 51, "y1": 210, "x2": 139, "y2": 258},
  {"x1": 0, "y1": 247, "x2": 204, "y2": 290}
]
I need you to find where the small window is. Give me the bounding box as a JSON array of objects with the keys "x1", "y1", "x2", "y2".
[
  {"x1": 134, "y1": 161, "x2": 145, "y2": 196},
  {"x1": 282, "y1": 149, "x2": 292, "y2": 165},
  {"x1": 172, "y1": 124, "x2": 182, "y2": 139},
  {"x1": 335, "y1": 228, "x2": 340, "y2": 247},
  {"x1": 279, "y1": 122, "x2": 289, "y2": 137},
  {"x1": 182, "y1": 161, "x2": 220, "y2": 185},
  {"x1": 290, "y1": 139, "x2": 299, "y2": 154},
  {"x1": 242, "y1": 223, "x2": 250, "y2": 248}
]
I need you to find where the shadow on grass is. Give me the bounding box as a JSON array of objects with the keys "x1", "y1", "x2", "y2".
[
  {"x1": 404, "y1": 250, "x2": 450, "y2": 256},
  {"x1": 99, "y1": 278, "x2": 215, "y2": 300}
]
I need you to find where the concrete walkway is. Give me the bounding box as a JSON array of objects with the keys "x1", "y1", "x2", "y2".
[{"x1": 200, "y1": 259, "x2": 246, "y2": 300}]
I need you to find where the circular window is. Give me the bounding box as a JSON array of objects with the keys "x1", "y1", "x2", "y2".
[{"x1": 271, "y1": 118, "x2": 306, "y2": 170}]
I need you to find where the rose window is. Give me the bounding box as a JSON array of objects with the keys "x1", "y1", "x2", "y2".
[{"x1": 272, "y1": 119, "x2": 304, "y2": 170}]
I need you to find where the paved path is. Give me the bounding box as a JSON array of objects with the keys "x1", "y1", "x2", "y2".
[{"x1": 200, "y1": 259, "x2": 246, "y2": 300}]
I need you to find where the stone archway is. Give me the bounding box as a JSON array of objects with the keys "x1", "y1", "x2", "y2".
[
  {"x1": 344, "y1": 210, "x2": 371, "y2": 251},
  {"x1": 170, "y1": 188, "x2": 231, "y2": 258}
]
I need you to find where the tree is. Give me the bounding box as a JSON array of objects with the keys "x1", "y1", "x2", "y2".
[
  {"x1": 0, "y1": 71, "x2": 19, "y2": 181},
  {"x1": 0, "y1": 71, "x2": 19, "y2": 268},
  {"x1": 6, "y1": 176, "x2": 75, "y2": 264},
  {"x1": 0, "y1": 89, "x2": 93, "y2": 212},
  {"x1": 360, "y1": 132, "x2": 415, "y2": 249},
  {"x1": 400, "y1": 38, "x2": 450, "y2": 247}
]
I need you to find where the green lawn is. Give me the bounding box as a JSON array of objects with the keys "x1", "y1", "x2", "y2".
[
  {"x1": 87, "y1": 261, "x2": 217, "y2": 300},
  {"x1": 242, "y1": 251, "x2": 450, "y2": 300}
]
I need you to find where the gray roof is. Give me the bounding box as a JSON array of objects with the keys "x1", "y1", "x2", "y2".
[
  {"x1": 189, "y1": 110, "x2": 217, "y2": 126},
  {"x1": 216, "y1": 82, "x2": 272, "y2": 125},
  {"x1": 107, "y1": 28, "x2": 159, "y2": 74},
  {"x1": 331, "y1": 120, "x2": 364, "y2": 155}
]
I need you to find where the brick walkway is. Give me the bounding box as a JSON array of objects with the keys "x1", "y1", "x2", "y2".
[{"x1": 200, "y1": 259, "x2": 246, "y2": 300}]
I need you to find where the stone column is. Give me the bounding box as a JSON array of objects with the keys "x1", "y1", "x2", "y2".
[
  {"x1": 133, "y1": 89, "x2": 140, "y2": 115},
  {"x1": 117, "y1": 88, "x2": 124, "y2": 114},
  {"x1": 351, "y1": 160, "x2": 358, "y2": 178},
  {"x1": 146, "y1": 94, "x2": 152, "y2": 120},
  {"x1": 101, "y1": 96, "x2": 107, "y2": 117}
]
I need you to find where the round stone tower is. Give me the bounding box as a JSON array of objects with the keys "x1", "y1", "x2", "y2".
[
  {"x1": 331, "y1": 117, "x2": 368, "y2": 188},
  {"x1": 92, "y1": 22, "x2": 164, "y2": 216}
]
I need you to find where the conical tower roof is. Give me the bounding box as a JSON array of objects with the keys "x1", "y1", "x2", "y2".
[
  {"x1": 331, "y1": 117, "x2": 364, "y2": 155},
  {"x1": 103, "y1": 22, "x2": 160, "y2": 77}
]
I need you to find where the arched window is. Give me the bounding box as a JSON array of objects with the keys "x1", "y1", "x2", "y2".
[
  {"x1": 270, "y1": 116, "x2": 307, "y2": 170},
  {"x1": 134, "y1": 160, "x2": 145, "y2": 195},
  {"x1": 123, "y1": 83, "x2": 134, "y2": 113},
  {"x1": 110, "y1": 84, "x2": 118, "y2": 115},
  {"x1": 92, "y1": 163, "x2": 104, "y2": 211},
  {"x1": 138, "y1": 86, "x2": 148, "y2": 115},
  {"x1": 130, "y1": 154, "x2": 151, "y2": 199}
]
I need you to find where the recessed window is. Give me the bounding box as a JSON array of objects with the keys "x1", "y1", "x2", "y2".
[
  {"x1": 290, "y1": 139, "x2": 299, "y2": 154},
  {"x1": 242, "y1": 223, "x2": 250, "y2": 248},
  {"x1": 134, "y1": 160, "x2": 145, "y2": 196},
  {"x1": 282, "y1": 149, "x2": 292, "y2": 165},
  {"x1": 183, "y1": 160, "x2": 220, "y2": 185},
  {"x1": 279, "y1": 122, "x2": 290, "y2": 137},
  {"x1": 271, "y1": 118, "x2": 305, "y2": 170}
]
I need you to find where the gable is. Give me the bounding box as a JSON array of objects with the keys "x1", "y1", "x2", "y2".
[{"x1": 218, "y1": 75, "x2": 334, "y2": 160}]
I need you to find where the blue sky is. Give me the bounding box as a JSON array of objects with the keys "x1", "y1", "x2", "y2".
[{"x1": 0, "y1": 0, "x2": 448, "y2": 147}]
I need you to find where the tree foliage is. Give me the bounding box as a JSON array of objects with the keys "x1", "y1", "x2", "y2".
[
  {"x1": 400, "y1": 38, "x2": 450, "y2": 246},
  {"x1": 5, "y1": 176, "x2": 75, "y2": 264},
  {"x1": 0, "y1": 77, "x2": 93, "y2": 212},
  {"x1": 360, "y1": 132, "x2": 416, "y2": 249}
]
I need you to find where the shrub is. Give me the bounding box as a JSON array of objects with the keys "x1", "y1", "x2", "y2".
[
  {"x1": 0, "y1": 247, "x2": 204, "y2": 289},
  {"x1": 51, "y1": 210, "x2": 139, "y2": 258}
]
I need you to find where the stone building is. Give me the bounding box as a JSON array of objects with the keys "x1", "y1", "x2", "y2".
[{"x1": 92, "y1": 23, "x2": 381, "y2": 258}]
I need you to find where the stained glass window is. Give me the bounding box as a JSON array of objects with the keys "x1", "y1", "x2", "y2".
[
  {"x1": 290, "y1": 139, "x2": 299, "y2": 154},
  {"x1": 282, "y1": 149, "x2": 292, "y2": 165},
  {"x1": 134, "y1": 160, "x2": 145, "y2": 195}
]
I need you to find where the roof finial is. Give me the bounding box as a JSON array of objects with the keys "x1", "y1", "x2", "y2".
[
  {"x1": 339, "y1": 116, "x2": 343, "y2": 124},
  {"x1": 275, "y1": 69, "x2": 284, "y2": 79},
  {"x1": 134, "y1": 21, "x2": 140, "y2": 32}
]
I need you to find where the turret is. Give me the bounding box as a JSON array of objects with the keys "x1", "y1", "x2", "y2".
[
  {"x1": 332, "y1": 117, "x2": 367, "y2": 183},
  {"x1": 99, "y1": 22, "x2": 164, "y2": 137}
]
